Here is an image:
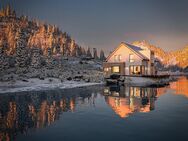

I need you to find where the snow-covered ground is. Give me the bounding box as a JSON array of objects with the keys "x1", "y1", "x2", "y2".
[{"x1": 0, "y1": 78, "x2": 102, "y2": 94}]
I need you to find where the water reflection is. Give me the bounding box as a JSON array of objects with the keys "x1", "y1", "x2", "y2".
[
  {"x1": 169, "y1": 77, "x2": 188, "y2": 97},
  {"x1": 103, "y1": 86, "x2": 158, "y2": 118},
  {"x1": 0, "y1": 77, "x2": 188, "y2": 141},
  {"x1": 0, "y1": 88, "x2": 98, "y2": 141}
]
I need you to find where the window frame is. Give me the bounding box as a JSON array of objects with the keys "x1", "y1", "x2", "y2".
[
  {"x1": 112, "y1": 66, "x2": 120, "y2": 73},
  {"x1": 118, "y1": 54, "x2": 122, "y2": 61},
  {"x1": 129, "y1": 54, "x2": 134, "y2": 63}
]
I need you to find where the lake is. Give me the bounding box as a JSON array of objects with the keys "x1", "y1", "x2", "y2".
[{"x1": 0, "y1": 77, "x2": 188, "y2": 141}]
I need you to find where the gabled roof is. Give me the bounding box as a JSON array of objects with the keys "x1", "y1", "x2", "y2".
[
  {"x1": 125, "y1": 42, "x2": 143, "y2": 51},
  {"x1": 106, "y1": 42, "x2": 149, "y2": 61}
]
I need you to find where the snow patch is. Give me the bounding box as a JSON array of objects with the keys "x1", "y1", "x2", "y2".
[{"x1": 0, "y1": 78, "x2": 102, "y2": 94}]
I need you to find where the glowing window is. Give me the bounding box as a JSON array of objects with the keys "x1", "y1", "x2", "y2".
[
  {"x1": 112, "y1": 66, "x2": 120, "y2": 73},
  {"x1": 114, "y1": 55, "x2": 119, "y2": 62},
  {"x1": 118, "y1": 55, "x2": 122, "y2": 61},
  {"x1": 104, "y1": 67, "x2": 109, "y2": 72},
  {"x1": 129, "y1": 54, "x2": 134, "y2": 63}
]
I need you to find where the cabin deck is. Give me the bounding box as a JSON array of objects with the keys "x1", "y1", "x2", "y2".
[
  {"x1": 105, "y1": 74, "x2": 170, "y2": 86},
  {"x1": 105, "y1": 74, "x2": 170, "y2": 79},
  {"x1": 121, "y1": 74, "x2": 170, "y2": 79}
]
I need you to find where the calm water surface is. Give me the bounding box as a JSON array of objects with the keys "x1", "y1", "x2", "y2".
[{"x1": 0, "y1": 77, "x2": 188, "y2": 141}]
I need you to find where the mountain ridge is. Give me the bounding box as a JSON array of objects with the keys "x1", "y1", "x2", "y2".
[{"x1": 132, "y1": 40, "x2": 188, "y2": 68}]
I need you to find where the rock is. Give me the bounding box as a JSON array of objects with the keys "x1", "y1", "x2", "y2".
[
  {"x1": 39, "y1": 76, "x2": 45, "y2": 80},
  {"x1": 67, "y1": 77, "x2": 72, "y2": 81},
  {"x1": 48, "y1": 78, "x2": 53, "y2": 82},
  {"x1": 79, "y1": 61, "x2": 83, "y2": 64},
  {"x1": 22, "y1": 79, "x2": 28, "y2": 82},
  {"x1": 84, "y1": 78, "x2": 90, "y2": 82},
  {"x1": 74, "y1": 75, "x2": 83, "y2": 79}
]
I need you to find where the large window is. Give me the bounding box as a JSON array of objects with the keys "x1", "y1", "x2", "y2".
[
  {"x1": 130, "y1": 66, "x2": 142, "y2": 75},
  {"x1": 112, "y1": 66, "x2": 120, "y2": 73},
  {"x1": 129, "y1": 54, "x2": 134, "y2": 63}
]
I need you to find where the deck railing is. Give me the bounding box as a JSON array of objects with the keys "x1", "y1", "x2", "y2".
[{"x1": 121, "y1": 74, "x2": 170, "y2": 78}]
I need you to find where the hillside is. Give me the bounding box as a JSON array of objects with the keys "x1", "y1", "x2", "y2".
[
  {"x1": 0, "y1": 5, "x2": 104, "y2": 83},
  {"x1": 132, "y1": 40, "x2": 188, "y2": 69},
  {"x1": 0, "y1": 5, "x2": 89, "y2": 57}
]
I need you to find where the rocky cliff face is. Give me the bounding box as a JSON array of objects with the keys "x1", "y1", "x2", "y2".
[{"x1": 132, "y1": 40, "x2": 188, "y2": 69}]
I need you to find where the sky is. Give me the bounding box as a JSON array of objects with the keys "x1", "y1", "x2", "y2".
[{"x1": 1, "y1": 0, "x2": 188, "y2": 54}]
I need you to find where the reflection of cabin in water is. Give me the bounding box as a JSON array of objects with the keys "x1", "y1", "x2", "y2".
[
  {"x1": 103, "y1": 42, "x2": 156, "y2": 78},
  {"x1": 103, "y1": 86, "x2": 157, "y2": 118}
]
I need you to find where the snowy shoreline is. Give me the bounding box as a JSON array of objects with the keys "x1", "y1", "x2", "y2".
[{"x1": 0, "y1": 78, "x2": 102, "y2": 94}]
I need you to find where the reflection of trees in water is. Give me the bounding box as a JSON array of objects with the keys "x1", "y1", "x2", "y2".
[
  {"x1": 2, "y1": 77, "x2": 187, "y2": 141},
  {"x1": 0, "y1": 87, "x2": 100, "y2": 141},
  {"x1": 169, "y1": 77, "x2": 188, "y2": 97},
  {"x1": 103, "y1": 86, "x2": 165, "y2": 118}
]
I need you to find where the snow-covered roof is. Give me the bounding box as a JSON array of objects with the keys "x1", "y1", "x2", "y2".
[
  {"x1": 106, "y1": 42, "x2": 149, "y2": 61},
  {"x1": 124, "y1": 42, "x2": 143, "y2": 51},
  {"x1": 122, "y1": 42, "x2": 149, "y2": 60}
]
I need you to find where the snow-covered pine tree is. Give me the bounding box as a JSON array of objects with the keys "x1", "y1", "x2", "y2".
[
  {"x1": 56, "y1": 41, "x2": 61, "y2": 54},
  {"x1": 61, "y1": 37, "x2": 67, "y2": 56},
  {"x1": 99, "y1": 49, "x2": 106, "y2": 61},
  {"x1": 5, "y1": 4, "x2": 11, "y2": 17},
  {"x1": 66, "y1": 37, "x2": 72, "y2": 56},
  {"x1": 45, "y1": 47, "x2": 54, "y2": 69},
  {"x1": 52, "y1": 38, "x2": 60, "y2": 55},
  {"x1": 6, "y1": 23, "x2": 16, "y2": 55},
  {"x1": 86, "y1": 47, "x2": 92, "y2": 58},
  {"x1": 52, "y1": 46, "x2": 57, "y2": 55},
  {"x1": 81, "y1": 47, "x2": 86, "y2": 56},
  {"x1": 60, "y1": 44, "x2": 64, "y2": 55},
  {"x1": 70, "y1": 39, "x2": 77, "y2": 56},
  {"x1": 31, "y1": 46, "x2": 42, "y2": 69},
  {"x1": 61, "y1": 33, "x2": 68, "y2": 56},
  {"x1": 93, "y1": 48, "x2": 98, "y2": 60},
  {"x1": 0, "y1": 39, "x2": 9, "y2": 72},
  {"x1": 76, "y1": 46, "x2": 82, "y2": 57},
  {"x1": 15, "y1": 28, "x2": 29, "y2": 74}
]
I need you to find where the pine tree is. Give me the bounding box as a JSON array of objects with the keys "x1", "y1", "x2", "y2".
[
  {"x1": 86, "y1": 47, "x2": 92, "y2": 58},
  {"x1": 93, "y1": 48, "x2": 98, "y2": 60},
  {"x1": 52, "y1": 46, "x2": 57, "y2": 54},
  {"x1": 66, "y1": 36, "x2": 72, "y2": 56},
  {"x1": 75, "y1": 46, "x2": 81, "y2": 57},
  {"x1": 31, "y1": 46, "x2": 42, "y2": 69},
  {"x1": 45, "y1": 48, "x2": 54, "y2": 69},
  {"x1": 70, "y1": 39, "x2": 76, "y2": 56},
  {"x1": 56, "y1": 42, "x2": 60, "y2": 54},
  {"x1": 100, "y1": 49, "x2": 106, "y2": 61},
  {"x1": 5, "y1": 4, "x2": 11, "y2": 16},
  {"x1": 0, "y1": 39, "x2": 9, "y2": 72},
  {"x1": 61, "y1": 37, "x2": 67, "y2": 56},
  {"x1": 15, "y1": 29, "x2": 28, "y2": 74},
  {"x1": 81, "y1": 47, "x2": 86, "y2": 56}
]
